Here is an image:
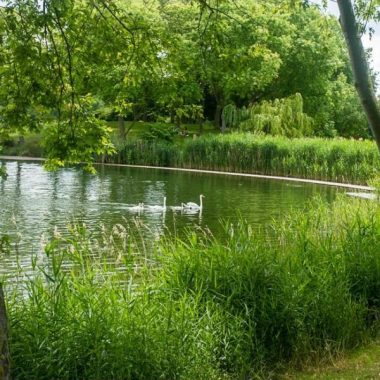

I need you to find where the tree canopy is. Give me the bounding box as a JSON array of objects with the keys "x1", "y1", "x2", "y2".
[{"x1": 0, "y1": 0, "x2": 378, "y2": 169}]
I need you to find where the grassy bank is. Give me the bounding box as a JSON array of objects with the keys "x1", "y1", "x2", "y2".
[
  {"x1": 283, "y1": 338, "x2": 380, "y2": 379},
  {"x1": 4, "y1": 196, "x2": 380, "y2": 379},
  {"x1": 109, "y1": 134, "x2": 379, "y2": 184},
  {"x1": 1, "y1": 129, "x2": 379, "y2": 184}
]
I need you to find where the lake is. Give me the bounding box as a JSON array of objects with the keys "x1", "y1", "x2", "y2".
[{"x1": 0, "y1": 160, "x2": 345, "y2": 274}]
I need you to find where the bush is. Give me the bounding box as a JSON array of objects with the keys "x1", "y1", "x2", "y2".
[{"x1": 141, "y1": 123, "x2": 178, "y2": 142}]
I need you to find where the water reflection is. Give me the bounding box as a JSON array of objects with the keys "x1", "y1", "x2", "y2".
[{"x1": 0, "y1": 160, "x2": 343, "y2": 274}]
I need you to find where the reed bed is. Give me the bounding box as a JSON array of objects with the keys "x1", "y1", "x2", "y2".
[
  {"x1": 106, "y1": 134, "x2": 379, "y2": 184},
  {"x1": 5, "y1": 196, "x2": 380, "y2": 379}
]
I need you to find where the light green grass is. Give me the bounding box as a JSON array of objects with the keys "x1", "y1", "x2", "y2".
[
  {"x1": 111, "y1": 133, "x2": 379, "y2": 184},
  {"x1": 282, "y1": 339, "x2": 380, "y2": 379},
  {"x1": 1, "y1": 124, "x2": 379, "y2": 184}
]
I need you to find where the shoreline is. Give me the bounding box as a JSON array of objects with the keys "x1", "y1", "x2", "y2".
[{"x1": 0, "y1": 155, "x2": 374, "y2": 191}]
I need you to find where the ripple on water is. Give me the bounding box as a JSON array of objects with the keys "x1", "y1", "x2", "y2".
[{"x1": 0, "y1": 160, "x2": 343, "y2": 278}]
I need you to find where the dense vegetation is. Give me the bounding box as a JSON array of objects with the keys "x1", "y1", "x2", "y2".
[
  {"x1": 0, "y1": 0, "x2": 378, "y2": 170},
  {"x1": 2, "y1": 128, "x2": 378, "y2": 184},
  {"x1": 1, "y1": 0, "x2": 380, "y2": 378},
  {"x1": 108, "y1": 134, "x2": 380, "y2": 184},
  {"x1": 3, "y1": 196, "x2": 379, "y2": 379}
]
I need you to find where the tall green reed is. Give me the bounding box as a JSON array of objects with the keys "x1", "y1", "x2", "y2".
[
  {"x1": 157, "y1": 196, "x2": 380, "y2": 376},
  {"x1": 5, "y1": 196, "x2": 380, "y2": 379},
  {"x1": 104, "y1": 134, "x2": 379, "y2": 184},
  {"x1": 7, "y1": 223, "x2": 219, "y2": 380}
]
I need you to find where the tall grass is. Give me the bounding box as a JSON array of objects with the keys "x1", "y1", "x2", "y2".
[
  {"x1": 105, "y1": 134, "x2": 379, "y2": 184},
  {"x1": 157, "y1": 197, "x2": 380, "y2": 376},
  {"x1": 5, "y1": 197, "x2": 380, "y2": 379},
  {"x1": 6, "y1": 224, "x2": 219, "y2": 380},
  {"x1": 110, "y1": 139, "x2": 182, "y2": 167}
]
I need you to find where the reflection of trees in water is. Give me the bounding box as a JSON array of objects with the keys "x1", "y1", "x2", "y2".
[
  {"x1": 15, "y1": 162, "x2": 22, "y2": 197},
  {"x1": 0, "y1": 161, "x2": 341, "y2": 279},
  {"x1": 0, "y1": 162, "x2": 7, "y2": 192}
]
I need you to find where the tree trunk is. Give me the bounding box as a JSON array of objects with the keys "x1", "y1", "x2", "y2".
[
  {"x1": 199, "y1": 119, "x2": 204, "y2": 135},
  {"x1": 337, "y1": 0, "x2": 380, "y2": 152},
  {"x1": 0, "y1": 284, "x2": 9, "y2": 380},
  {"x1": 118, "y1": 115, "x2": 125, "y2": 139},
  {"x1": 221, "y1": 109, "x2": 226, "y2": 133},
  {"x1": 214, "y1": 103, "x2": 222, "y2": 130},
  {"x1": 174, "y1": 114, "x2": 181, "y2": 130}
]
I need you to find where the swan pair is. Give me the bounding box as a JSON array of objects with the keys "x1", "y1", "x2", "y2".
[
  {"x1": 127, "y1": 200, "x2": 167, "y2": 212},
  {"x1": 170, "y1": 195, "x2": 205, "y2": 211},
  {"x1": 127, "y1": 200, "x2": 166, "y2": 212}
]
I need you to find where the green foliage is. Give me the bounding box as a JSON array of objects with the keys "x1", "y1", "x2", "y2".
[
  {"x1": 0, "y1": 0, "x2": 375, "y2": 168},
  {"x1": 224, "y1": 93, "x2": 314, "y2": 137},
  {"x1": 1, "y1": 134, "x2": 43, "y2": 158},
  {"x1": 114, "y1": 139, "x2": 181, "y2": 167},
  {"x1": 0, "y1": 0, "x2": 118, "y2": 169},
  {"x1": 107, "y1": 134, "x2": 380, "y2": 184},
  {"x1": 141, "y1": 123, "x2": 178, "y2": 142},
  {"x1": 197, "y1": 1, "x2": 286, "y2": 110},
  {"x1": 158, "y1": 197, "x2": 380, "y2": 375},
  {"x1": 182, "y1": 134, "x2": 379, "y2": 183},
  {"x1": 326, "y1": 73, "x2": 370, "y2": 139},
  {"x1": 0, "y1": 235, "x2": 10, "y2": 254},
  {"x1": 7, "y1": 223, "x2": 219, "y2": 380},
  {"x1": 369, "y1": 175, "x2": 380, "y2": 199},
  {"x1": 5, "y1": 197, "x2": 380, "y2": 378},
  {"x1": 42, "y1": 96, "x2": 115, "y2": 172}
]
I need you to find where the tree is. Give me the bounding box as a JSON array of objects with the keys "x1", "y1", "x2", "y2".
[
  {"x1": 194, "y1": 0, "x2": 380, "y2": 144},
  {"x1": 0, "y1": 0, "x2": 118, "y2": 171},
  {"x1": 336, "y1": 0, "x2": 380, "y2": 151},
  {"x1": 196, "y1": 1, "x2": 286, "y2": 130},
  {"x1": 188, "y1": 0, "x2": 368, "y2": 137},
  {"x1": 263, "y1": 2, "x2": 363, "y2": 137}
]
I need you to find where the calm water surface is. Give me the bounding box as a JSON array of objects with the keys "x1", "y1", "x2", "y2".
[{"x1": 0, "y1": 160, "x2": 344, "y2": 273}]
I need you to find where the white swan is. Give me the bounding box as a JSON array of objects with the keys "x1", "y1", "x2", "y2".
[
  {"x1": 147, "y1": 197, "x2": 167, "y2": 212},
  {"x1": 127, "y1": 203, "x2": 144, "y2": 212},
  {"x1": 170, "y1": 204, "x2": 183, "y2": 211},
  {"x1": 346, "y1": 192, "x2": 377, "y2": 200},
  {"x1": 182, "y1": 194, "x2": 205, "y2": 210}
]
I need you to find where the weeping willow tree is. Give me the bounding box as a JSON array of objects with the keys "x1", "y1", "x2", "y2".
[{"x1": 223, "y1": 93, "x2": 314, "y2": 137}]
